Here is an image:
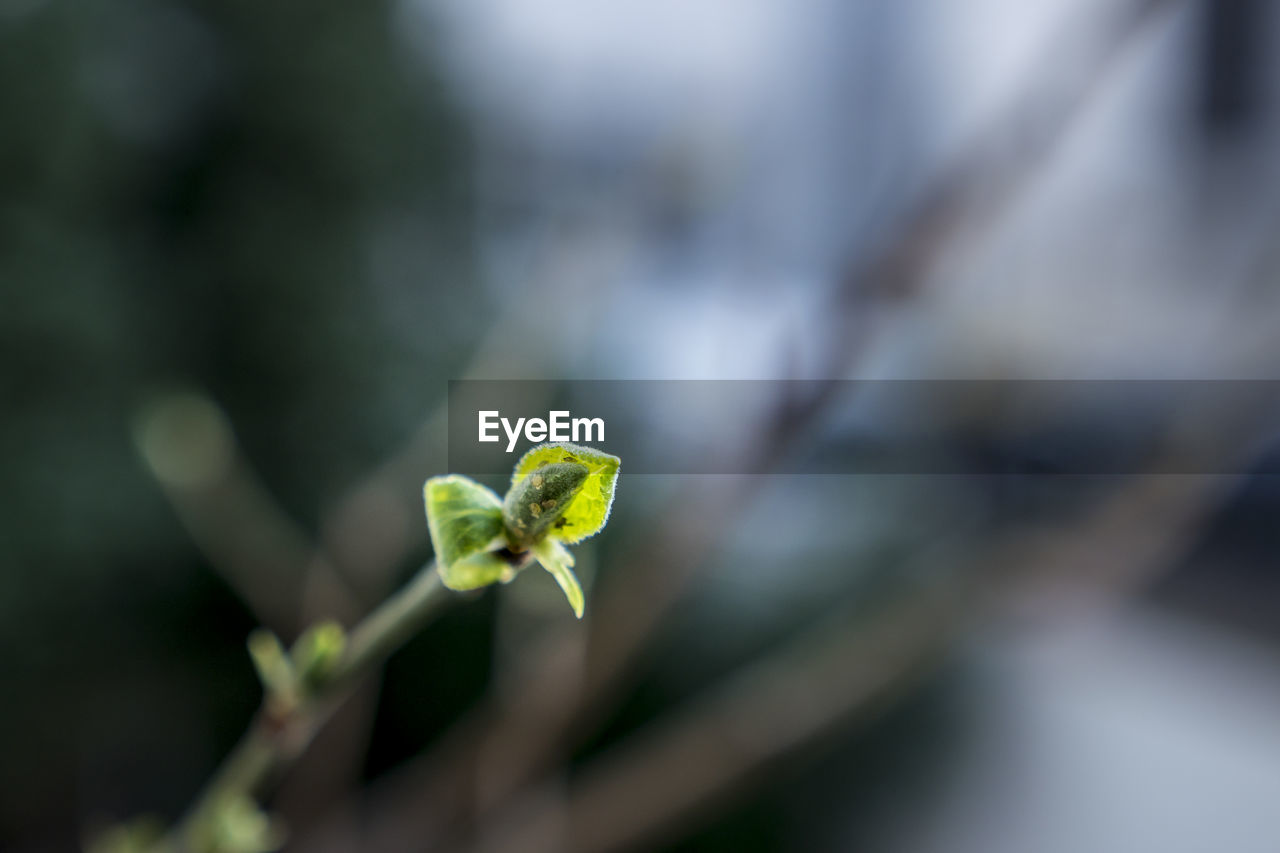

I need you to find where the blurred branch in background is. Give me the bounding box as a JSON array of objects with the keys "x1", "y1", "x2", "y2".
[
  {"x1": 299, "y1": 2, "x2": 1194, "y2": 850},
  {"x1": 127, "y1": 239, "x2": 609, "y2": 838},
  {"x1": 133, "y1": 391, "x2": 359, "y2": 635},
  {"x1": 459, "y1": 332, "x2": 1280, "y2": 853},
  {"x1": 466, "y1": 458, "x2": 1253, "y2": 853},
  {"x1": 468, "y1": 573, "x2": 960, "y2": 853},
  {"x1": 818, "y1": 0, "x2": 1180, "y2": 386},
  {"x1": 11, "y1": 0, "x2": 1280, "y2": 847},
  {"x1": 158, "y1": 563, "x2": 452, "y2": 853},
  {"x1": 132, "y1": 389, "x2": 381, "y2": 830}
]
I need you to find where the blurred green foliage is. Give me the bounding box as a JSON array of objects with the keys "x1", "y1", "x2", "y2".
[{"x1": 1, "y1": 0, "x2": 484, "y2": 844}]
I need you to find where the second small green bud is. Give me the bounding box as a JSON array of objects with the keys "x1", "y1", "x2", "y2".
[
  {"x1": 292, "y1": 620, "x2": 347, "y2": 690},
  {"x1": 503, "y1": 462, "x2": 588, "y2": 551}
]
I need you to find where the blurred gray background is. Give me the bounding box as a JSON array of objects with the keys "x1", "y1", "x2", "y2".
[{"x1": 4, "y1": 0, "x2": 1280, "y2": 851}]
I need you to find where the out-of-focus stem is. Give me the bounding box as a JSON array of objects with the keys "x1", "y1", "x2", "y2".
[{"x1": 165, "y1": 562, "x2": 450, "y2": 853}]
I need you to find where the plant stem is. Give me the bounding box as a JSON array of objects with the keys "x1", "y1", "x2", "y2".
[
  {"x1": 166, "y1": 561, "x2": 450, "y2": 853},
  {"x1": 329, "y1": 560, "x2": 448, "y2": 683}
]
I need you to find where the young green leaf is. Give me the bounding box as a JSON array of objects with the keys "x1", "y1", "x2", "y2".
[
  {"x1": 437, "y1": 550, "x2": 517, "y2": 591},
  {"x1": 424, "y1": 475, "x2": 505, "y2": 570},
  {"x1": 502, "y1": 461, "x2": 588, "y2": 550},
  {"x1": 532, "y1": 538, "x2": 584, "y2": 619},
  {"x1": 511, "y1": 443, "x2": 620, "y2": 545}
]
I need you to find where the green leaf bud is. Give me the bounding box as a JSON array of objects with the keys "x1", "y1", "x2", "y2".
[
  {"x1": 247, "y1": 629, "x2": 295, "y2": 702},
  {"x1": 291, "y1": 620, "x2": 347, "y2": 690},
  {"x1": 510, "y1": 443, "x2": 620, "y2": 544},
  {"x1": 502, "y1": 462, "x2": 588, "y2": 550}
]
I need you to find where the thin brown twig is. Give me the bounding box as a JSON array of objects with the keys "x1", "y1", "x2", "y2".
[
  {"x1": 470, "y1": 239, "x2": 1280, "y2": 853},
  {"x1": 136, "y1": 253, "x2": 605, "y2": 828},
  {"x1": 469, "y1": 463, "x2": 1242, "y2": 853},
  {"x1": 303, "y1": 2, "x2": 1185, "y2": 849}
]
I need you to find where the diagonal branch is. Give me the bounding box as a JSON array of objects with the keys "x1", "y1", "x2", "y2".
[
  {"x1": 320, "y1": 1, "x2": 1186, "y2": 848},
  {"x1": 162, "y1": 563, "x2": 453, "y2": 853}
]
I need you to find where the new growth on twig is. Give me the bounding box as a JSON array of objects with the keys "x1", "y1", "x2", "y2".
[{"x1": 94, "y1": 444, "x2": 619, "y2": 853}]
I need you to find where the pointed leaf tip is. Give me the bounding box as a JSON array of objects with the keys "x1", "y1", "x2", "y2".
[
  {"x1": 511, "y1": 443, "x2": 619, "y2": 545},
  {"x1": 533, "y1": 538, "x2": 585, "y2": 618}
]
